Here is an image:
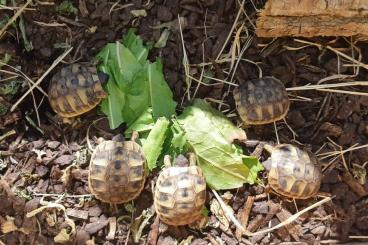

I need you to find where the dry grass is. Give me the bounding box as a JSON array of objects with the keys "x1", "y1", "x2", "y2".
[
  {"x1": 0, "y1": 0, "x2": 33, "y2": 38},
  {"x1": 11, "y1": 47, "x2": 73, "y2": 112}
]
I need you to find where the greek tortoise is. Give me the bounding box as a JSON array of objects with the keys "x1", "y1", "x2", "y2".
[
  {"x1": 262, "y1": 143, "x2": 322, "y2": 199},
  {"x1": 233, "y1": 76, "x2": 290, "y2": 125},
  {"x1": 48, "y1": 63, "x2": 108, "y2": 119},
  {"x1": 88, "y1": 132, "x2": 147, "y2": 204},
  {"x1": 154, "y1": 154, "x2": 206, "y2": 226}
]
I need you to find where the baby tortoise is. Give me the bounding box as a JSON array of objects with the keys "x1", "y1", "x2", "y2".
[
  {"x1": 88, "y1": 132, "x2": 147, "y2": 204},
  {"x1": 233, "y1": 76, "x2": 290, "y2": 125},
  {"x1": 48, "y1": 63, "x2": 108, "y2": 119},
  {"x1": 261, "y1": 143, "x2": 322, "y2": 199},
  {"x1": 154, "y1": 154, "x2": 207, "y2": 226}
]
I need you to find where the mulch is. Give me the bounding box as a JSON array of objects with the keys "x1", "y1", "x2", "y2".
[{"x1": 0, "y1": 0, "x2": 367, "y2": 244}]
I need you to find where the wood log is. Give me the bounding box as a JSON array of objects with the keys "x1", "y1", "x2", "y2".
[{"x1": 256, "y1": 0, "x2": 368, "y2": 39}]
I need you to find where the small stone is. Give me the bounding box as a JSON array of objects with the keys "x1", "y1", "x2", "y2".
[{"x1": 88, "y1": 206, "x2": 102, "y2": 217}]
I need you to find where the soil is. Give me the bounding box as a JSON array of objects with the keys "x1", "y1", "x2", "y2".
[{"x1": 1, "y1": 0, "x2": 368, "y2": 245}]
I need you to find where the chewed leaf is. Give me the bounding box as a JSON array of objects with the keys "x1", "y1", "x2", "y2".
[
  {"x1": 147, "y1": 60, "x2": 177, "y2": 119},
  {"x1": 122, "y1": 29, "x2": 150, "y2": 64},
  {"x1": 142, "y1": 117, "x2": 170, "y2": 170},
  {"x1": 100, "y1": 80, "x2": 125, "y2": 129},
  {"x1": 175, "y1": 99, "x2": 262, "y2": 190},
  {"x1": 125, "y1": 107, "x2": 154, "y2": 138},
  {"x1": 96, "y1": 29, "x2": 176, "y2": 129}
]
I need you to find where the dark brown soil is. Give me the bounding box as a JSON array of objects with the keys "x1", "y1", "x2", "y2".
[{"x1": 1, "y1": 1, "x2": 368, "y2": 245}]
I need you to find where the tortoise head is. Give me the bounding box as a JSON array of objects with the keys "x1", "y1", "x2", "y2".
[
  {"x1": 97, "y1": 71, "x2": 109, "y2": 85},
  {"x1": 174, "y1": 154, "x2": 190, "y2": 167},
  {"x1": 112, "y1": 134, "x2": 125, "y2": 142}
]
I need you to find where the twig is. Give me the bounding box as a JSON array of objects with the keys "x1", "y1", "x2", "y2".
[
  {"x1": 178, "y1": 14, "x2": 191, "y2": 101},
  {"x1": 11, "y1": 47, "x2": 73, "y2": 112},
  {"x1": 0, "y1": 0, "x2": 32, "y2": 38},
  {"x1": 215, "y1": 0, "x2": 245, "y2": 61},
  {"x1": 248, "y1": 196, "x2": 333, "y2": 237}
]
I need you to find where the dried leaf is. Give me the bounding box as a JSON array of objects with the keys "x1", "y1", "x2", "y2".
[
  {"x1": 210, "y1": 198, "x2": 230, "y2": 230},
  {"x1": 54, "y1": 228, "x2": 71, "y2": 243},
  {"x1": 1, "y1": 216, "x2": 17, "y2": 233},
  {"x1": 130, "y1": 208, "x2": 154, "y2": 243}
]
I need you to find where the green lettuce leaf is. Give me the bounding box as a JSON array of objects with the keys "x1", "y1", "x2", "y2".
[
  {"x1": 142, "y1": 117, "x2": 170, "y2": 170},
  {"x1": 95, "y1": 29, "x2": 177, "y2": 129},
  {"x1": 174, "y1": 99, "x2": 263, "y2": 190},
  {"x1": 147, "y1": 60, "x2": 177, "y2": 119}
]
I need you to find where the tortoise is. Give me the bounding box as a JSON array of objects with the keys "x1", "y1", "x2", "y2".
[
  {"x1": 233, "y1": 76, "x2": 290, "y2": 125},
  {"x1": 260, "y1": 143, "x2": 322, "y2": 199},
  {"x1": 154, "y1": 153, "x2": 207, "y2": 226},
  {"x1": 48, "y1": 63, "x2": 108, "y2": 119},
  {"x1": 88, "y1": 132, "x2": 147, "y2": 204}
]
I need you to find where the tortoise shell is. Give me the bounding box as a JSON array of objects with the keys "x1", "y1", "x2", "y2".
[
  {"x1": 48, "y1": 63, "x2": 108, "y2": 118},
  {"x1": 154, "y1": 160, "x2": 206, "y2": 226},
  {"x1": 88, "y1": 137, "x2": 147, "y2": 204},
  {"x1": 266, "y1": 144, "x2": 322, "y2": 199},
  {"x1": 233, "y1": 76, "x2": 290, "y2": 125}
]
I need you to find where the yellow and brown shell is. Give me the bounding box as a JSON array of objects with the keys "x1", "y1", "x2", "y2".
[
  {"x1": 88, "y1": 136, "x2": 147, "y2": 204},
  {"x1": 233, "y1": 76, "x2": 290, "y2": 125},
  {"x1": 154, "y1": 163, "x2": 206, "y2": 226},
  {"x1": 266, "y1": 144, "x2": 322, "y2": 199},
  {"x1": 48, "y1": 63, "x2": 108, "y2": 118}
]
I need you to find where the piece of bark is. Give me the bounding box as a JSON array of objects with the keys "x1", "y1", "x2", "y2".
[
  {"x1": 256, "y1": 0, "x2": 368, "y2": 39},
  {"x1": 66, "y1": 209, "x2": 89, "y2": 220},
  {"x1": 235, "y1": 196, "x2": 254, "y2": 240},
  {"x1": 342, "y1": 172, "x2": 368, "y2": 197},
  {"x1": 276, "y1": 209, "x2": 303, "y2": 241}
]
